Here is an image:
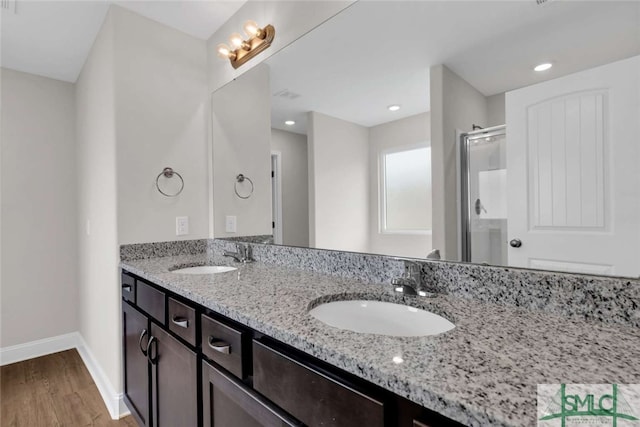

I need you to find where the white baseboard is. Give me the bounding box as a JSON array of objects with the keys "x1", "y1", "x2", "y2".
[
  {"x1": 0, "y1": 332, "x2": 79, "y2": 366},
  {"x1": 0, "y1": 332, "x2": 130, "y2": 420},
  {"x1": 76, "y1": 334, "x2": 130, "y2": 420}
]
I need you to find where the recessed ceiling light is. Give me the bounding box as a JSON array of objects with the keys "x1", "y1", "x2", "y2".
[
  {"x1": 388, "y1": 104, "x2": 401, "y2": 111},
  {"x1": 285, "y1": 120, "x2": 295, "y2": 126},
  {"x1": 534, "y1": 63, "x2": 553, "y2": 72}
]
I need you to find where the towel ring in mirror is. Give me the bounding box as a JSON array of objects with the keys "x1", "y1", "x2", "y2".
[
  {"x1": 156, "y1": 167, "x2": 184, "y2": 197},
  {"x1": 234, "y1": 174, "x2": 254, "y2": 199}
]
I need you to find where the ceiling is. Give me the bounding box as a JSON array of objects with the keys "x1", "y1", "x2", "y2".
[
  {"x1": 0, "y1": 0, "x2": 245, "y2": 83},
  {"x1": 266, "y1": 1, "x2": 640, "y2": 134}
]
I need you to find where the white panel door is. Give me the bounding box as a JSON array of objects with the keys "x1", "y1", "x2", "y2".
[{"x1": 506, "y1": 56, "x2": 640, "y2": 277}]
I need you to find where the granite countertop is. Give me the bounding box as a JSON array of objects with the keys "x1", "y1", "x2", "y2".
[{"x1": 121, "y1": 254, "x2": 640, "y2": 427}]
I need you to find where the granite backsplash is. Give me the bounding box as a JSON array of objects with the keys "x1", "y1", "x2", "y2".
[{"x1": 120, "y1": 238, "x2": 639, "y2": 328}]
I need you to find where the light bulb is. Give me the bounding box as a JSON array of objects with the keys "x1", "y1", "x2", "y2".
[
  {"x1": 229, "y1": 33, "x2": 245, "y2": 50},
  {"x1": 216, "y1": 43, "x2": 232, "y2": 59},
  {"x1": 243, "y1": 20, "x2": 261, "y2": 38}
]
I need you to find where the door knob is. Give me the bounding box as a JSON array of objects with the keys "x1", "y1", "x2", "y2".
[{"x1": 509, "y1": 238, "x2": 522, "y2": 248}]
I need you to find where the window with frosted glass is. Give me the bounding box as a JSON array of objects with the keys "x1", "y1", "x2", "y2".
[{"x1": 382, "y1": 146, "x2": 432, "y2": 232}]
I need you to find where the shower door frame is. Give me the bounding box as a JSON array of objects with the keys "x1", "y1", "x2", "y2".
[{"x1": 459, "y1": 124, "x2": 507, "y2": 263}]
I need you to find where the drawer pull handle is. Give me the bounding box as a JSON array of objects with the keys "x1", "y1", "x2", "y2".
[
  {"x1": 171, "y1": 316, "x2": 189, "y2": 328},
  {"x1": 138, "y1": 329, "x2": 148, "y2": 356},
  {"x1": 122, "y1": 285, "x2": 132, "y2": 293},
  {"x1": 208, "y1": 336, "x2": 231, "y2": 354}
]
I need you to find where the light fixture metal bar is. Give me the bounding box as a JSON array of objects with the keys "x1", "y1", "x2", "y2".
[{"x1": 229, "y1": 25, "x2": 275, "y2": 69}]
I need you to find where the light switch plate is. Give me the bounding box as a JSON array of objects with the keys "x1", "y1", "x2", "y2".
[
  {"x1": 225, "y1": 215, "x2": 237, "y2": 233},
  {"x1": 176, "y1": 216, "x2": 189, "y2": 236}
]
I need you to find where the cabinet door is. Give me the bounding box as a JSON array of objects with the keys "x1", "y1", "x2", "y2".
[
  {"x1": 202, "y1": 360, "x2": 299, "y2": 427},
  {"x1": 123, "y1": 302, "x2": 150, "y2": 426},
  {"x1": 253, "y1": 340, "x2": 384, "y2": 427},
  {"x1": 150, "y1": 324, "x2": 198, "y2": 427},
  {"x1": 396, "y1": 398, "x2": 465, "y2": 427}
]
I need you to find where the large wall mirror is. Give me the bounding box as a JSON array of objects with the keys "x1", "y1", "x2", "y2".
[{"x1": 211, "y1": 0, "x2": 640, "y2": 279}]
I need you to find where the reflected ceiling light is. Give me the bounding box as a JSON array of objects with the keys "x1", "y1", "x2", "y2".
[
  {"x1": 388, "y1": 104, "x2": 401, "y2": 111},
  {"x1": 392, "y1": 356, "x2": 404, "y2": 364},
  {"x1": 534, "y1": 62, "x2": 553, "y2": 72},
  {"x1": 216, "y1": 21, "x2": 275, "y2": 69},
  {"x1": 285, "y1": 120, "x2": 295, "y2": 126}
]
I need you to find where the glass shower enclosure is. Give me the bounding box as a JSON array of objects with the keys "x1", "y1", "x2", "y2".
[{"x1": 460, "y1": 125, "x2": 508, "y2": 266}]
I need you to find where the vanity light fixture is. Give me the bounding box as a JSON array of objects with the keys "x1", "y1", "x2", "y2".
[
  {"x1": 216, "y1": 20, "x2": 275, "y2": 69},
  {"x1": 534, "y1": 62, "x2": 553, "y2": 72},
  {"x1": 285, "y1": 120, "x2": 295, "y2": 126},
  {"x1": 388, "y1": 104, "x2": 401, "y2": 111}
]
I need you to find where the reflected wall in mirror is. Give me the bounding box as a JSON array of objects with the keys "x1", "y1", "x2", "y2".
[{"x1": 211, "y1": 1, "x2": 640, "y2": 278}]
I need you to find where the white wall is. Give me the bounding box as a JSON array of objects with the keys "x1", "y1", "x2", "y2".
[
  {"x1": 207, "y1": 1, "x2": 354, "y2": 93},
  {"x1": 75, "y1": 7, "x2": 121, "y2": 398},
  {"x1": 75, "y1": 6, "x2": 210, "y2": 410},
  {"x1": 113, "y1": 6, "x2": 209, "y2": 244},
  {"x1": 368, "y1": 113, "x2": 432, "y2": 258},
  {"x1": 1, "y1": 68, "x2": 78, "y2": 347},
  {"x1": 430, "y1": 64, "x2": 488, "y2": 260},
  {"x1": 487, "y1": 93, "x2": 506, "y2": 127},
  {"x1": 212, "y1": 64, "x2": 272, "y2": 238},
  {"x1": 271, "y1": 128, "x2": 309, "y2": 247},
  {"x1": 308, "y1": 112, "x2": 369, "y2": 253}
]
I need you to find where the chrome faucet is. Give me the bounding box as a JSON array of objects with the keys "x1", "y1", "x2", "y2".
[
  {"x1": 391, "y1": 260, "x2": 438, "y2": 297},
  {"x1": 223, "y1": 243, "x2": 254, "y2": 263}
]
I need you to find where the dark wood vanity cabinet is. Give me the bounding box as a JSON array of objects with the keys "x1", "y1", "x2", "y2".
[
  {"x1": 201, "y1": 313, "x2": 248, "y2": 379},
  {"x1": 202, "y1": 360, "x2": 299, "y2": 427},
  {"x1": 149, "y1": 324, "x2": 198, "y2": 427},
  {"x1": 122, "y1": 300, "x2": 150, "y2": 426},
  {"x1": 253, "y1": 340, "x2": 385, "y2": 427},
  {"x1": 122, "y1": 273, "x2": 198, "y2": 427},
  {"x1": 121, "y1": 270, "x2": 464, "y2": 427}
]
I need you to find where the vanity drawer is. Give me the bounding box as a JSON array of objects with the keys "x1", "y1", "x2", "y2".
[
  {"x1": 201, "y1": 314, "x2": 246, "y2": 379},
  {"x1": 202, "y1": 360, "x2": 300, "y2": 427},
  {"x1": 136, "y1": 280, "x2": 165, "y2": 323},
  {"x1": 253, "y1": 340, "x2": 385, "y2": 427},
  {"x1": 121, "y1": 273, "x2": 135, "y2": 303},
  {"x1": 168, "y1": 297, "x2": 196, "y2": 346}
]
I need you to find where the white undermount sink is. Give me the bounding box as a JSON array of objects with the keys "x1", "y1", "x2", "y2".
[
  {"x1": 171, "y1": 266, "x2": 237, "y2": 274},
  {"x1": 308, "y1": 300, "x2": 455, "y2": 337}
]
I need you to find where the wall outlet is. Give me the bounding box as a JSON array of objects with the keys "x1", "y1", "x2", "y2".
[
  {"x1": 225, "y1": 215, "x2": 237, "y2": 233},
  {"x1": 176, "y1": 216, "x2": 189, "y2": 236}
]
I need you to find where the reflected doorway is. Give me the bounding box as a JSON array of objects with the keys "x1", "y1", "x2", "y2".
[
  {"x1": 271, "y1": 152, "x2": 282, "y2": 245},
  {"x1": 461, "y1": 125, "x2": 507, "y2": 265}
]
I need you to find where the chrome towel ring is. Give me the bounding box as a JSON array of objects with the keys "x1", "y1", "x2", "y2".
[
  {"x1": 234, "y1": 174, "x2": 254, "y2": 199},
  {"x1": 156, "y1": 167, "x2": 184, "y2": 197}
]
